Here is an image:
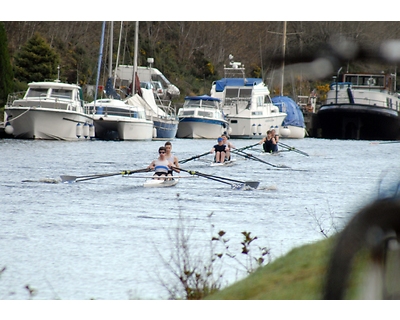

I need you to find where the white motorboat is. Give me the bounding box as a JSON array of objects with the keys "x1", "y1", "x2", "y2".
[
  {"x1": 87, "y1": 98, "x2": 154, "y2": 141},
  {"x1": 86, "y1": 22, "x2": 153, "y2": 141},
  {"x1": 210, "y1": 55, "x2": 287, "y2": 139},
  {"x1": 4, "y1": 80, "x2": 94, "y2": 140},
  {"x1": 126, "y1": 90, "x2": 178, "y2": 140},
  {"x1": 143, "y1": 177, "x2": 179, "y2": 187},
  {"x1": 318, "y1": 72, "x2": 400, "y2": 140},
  {"x1": 271, "y1": 96, "x2": 306, "y2": 139},
  {"x1": 176, "y1": 95, "x2": 229, "y2": 139}
]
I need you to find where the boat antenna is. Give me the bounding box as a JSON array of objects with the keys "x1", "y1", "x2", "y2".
[{"x1": 56, "y1": 65, "x2": 60, "y2": 83}]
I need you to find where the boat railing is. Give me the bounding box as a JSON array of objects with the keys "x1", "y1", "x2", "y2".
[
  {"x1": 156, "y1": 100, "x2": 178, "y2": 120},
  {"x1": 6, "y1": 92, "x2": 82, "y2": 111},
  {"x1": 325, "y1": 96, "x2": 399, "y2": 110},
  {"x1": 6, "y1": 91, "x2": 26, "y2": 106},
  {"x1": 91, "y1": 105, "x2": 147, "y2": 119}
]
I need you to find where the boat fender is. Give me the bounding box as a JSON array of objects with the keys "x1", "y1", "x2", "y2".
[
  {"x1": 89, "y1": 123, "x2": 95, "y2": 139},
  {"x1": 252, "y1": 123, "x2": 257, "y2": 135},
  {"x1": 4, "y1": 122, "x2": 14, "y2": 135},
  {"x1": 76, "y1": 123, "x2": 82, "y2": 138},
  {"x1": 83, "y1": 122, "x2": 89, "y2": 138},
  {"x1": 257, "y1": 123, "x2": 262, "y2": 135},
  {"x1": 152, "y1": 127, "x2": 157, "y2": 138}
]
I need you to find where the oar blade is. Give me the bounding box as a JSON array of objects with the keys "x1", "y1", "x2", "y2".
[
  {"x1": 244, "y1": 181, "x2": 260, "y2": 189},
  {"x1": 230, "y1": 181, "x2": 259, "y2": 190},
  {"x1": 60, "y1": 175, "x2": 78, "y2": 183}
]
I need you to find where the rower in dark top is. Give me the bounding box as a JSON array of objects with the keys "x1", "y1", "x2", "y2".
[
  {"x1": 210, "y1": 137, "x2": 228, "y2": 163},
  {"x1": 258, "y1": 130, "x2": 278, "y2": 153}
]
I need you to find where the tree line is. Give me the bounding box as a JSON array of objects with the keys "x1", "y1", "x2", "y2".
[{"x1": 2, "y1": 21, "x2": 400, "y2": 107}]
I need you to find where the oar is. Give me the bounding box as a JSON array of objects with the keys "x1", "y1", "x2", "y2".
[
  {"x1": 370, "y1": 141, "x2": 400, "y2": 145},
  {"x1": 235, "y1": 142, "x2": 260, "y2": 153},
  {"x1": 278, "y1": 142, "x2": 309, "y2": 156},
  {"x1": 173, "y1": 167, "x2": 259, "y2": 189},
  {"x1": 179, "y1": 151, "x2": 211, "y2": 164},
  {"x1": 60, "y1": 168, "x2": 151, "y2": 183},
  {"x1": 232, "y1": 149, "x2": 290, "y2": 169}
]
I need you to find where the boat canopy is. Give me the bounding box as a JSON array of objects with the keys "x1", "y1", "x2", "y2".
[
  {"x1": 184, "y1": 95, "x2": 220, "y2": 102},
  {"x1": 271, "y1": 96, "x2": 305, "y2": 128},
  {"x1": 214, "y1": 78, "x2": 263, "y2": 92}
]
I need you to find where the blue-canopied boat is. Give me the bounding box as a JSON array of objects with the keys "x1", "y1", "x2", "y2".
[
  {"x1": 176, "y1": 95, "x2": 229, "y2": 139},
  {"x1": 271, "y1": 96, "x2": 306, "y2": 139},
  {"x1": 210, "y1": 56, "x2": 287, "y2": 139}
]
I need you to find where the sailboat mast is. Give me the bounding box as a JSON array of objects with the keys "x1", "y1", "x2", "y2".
[
  {"x1": 280, "y1": 21, "x2": 287, "y2": 96},
  {"x1": 94, "y1": 21, "x2": 106, "y2": 105},
  {"x1": 132, "y1": 21, "x2": 139, "y2": 95},
  {"x1": 109, "y1": 21, "x2": 113, "y2": 79},
  {"x1": 113, "y1": 21, "x2": 123, "y2": 88}
]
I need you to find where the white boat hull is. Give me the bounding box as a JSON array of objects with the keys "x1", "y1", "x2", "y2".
[
  {"x1": 279, "y1": 125, "x2": 306, "y2": 139},
  {"x1": 143, "y1": 177, "x2": 179, "y2": 187},
  {"x1": 4, "y1": 107, "x2": 93, "y2": 140},
  {"x1": 88, "y1": 99, "x2": 154, "y2": 141},
  {"x1": 177, "y1": 119, "x2": 227, "y2": 139},
  {"x1": 117, "y1": 120, "x2": 154, "y2": 140},
  {"x1": 226, "y1": 114, "x2": 286, "y2": 139}
]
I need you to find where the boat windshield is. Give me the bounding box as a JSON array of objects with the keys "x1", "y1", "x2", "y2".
[
  {"x1": 183, "y1": 99, "x2": 217, "y2": 108},
  {"x1": 26, "y1": 88, "x2": 48, "y2": 98},
  {"x1": 201, "y1": 100, "x2": 217, "y2": 108},
  {"x1": 51, "y1": 88, "x2": 73, "y2": 100}
]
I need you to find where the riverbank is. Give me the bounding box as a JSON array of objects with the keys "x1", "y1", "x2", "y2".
[{"x1": 205, "y1": 235, "x2": 367, "y2": 300}]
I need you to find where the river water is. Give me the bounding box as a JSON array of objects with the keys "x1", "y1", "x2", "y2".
[{"x1": 1, "y1": 137, "x2": 399, "y2": 300}]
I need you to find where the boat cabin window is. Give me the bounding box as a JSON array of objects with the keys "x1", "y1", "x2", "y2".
[
  {"x1": 345, "y1": 75, "x2": 385, "y2": 87},
  {"x1": 181, "y1": 110, "x2": 195, "y2": 116},
  {"x1": 51, "y1": 88, "x2": 73, "y2": 100},
  {"x1": 264, "y1": 95, "x2": 272, "y2": 104},
  {"x1": 225, "y1": 88, "x2": 239, "y2": 98},
  {"x1": 257, "y1": 96, "x2": 263, "y2": 107},
  {"x1": 151, "y1": 74, "x2": 170, "y2": 89},
  {"x1": 239, "y1": 88, "x2": 252, "y2": 98},
  {"x1": 225, "y1": 88, "x2": 252, "y2": 99},
  {"x1": 198, "y1": 111, "x2": 213, "y2": 118},
  {"x1": 26, "y1": 88, "x2": 48, "y2": 98}
]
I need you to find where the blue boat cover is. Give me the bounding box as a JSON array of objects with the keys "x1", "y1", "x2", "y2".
[
  {"x1": 271, "y1": 96, "x2": 305, "y2": 128},
  {"x1": 184, "y1": 94, "x2": 221, "y2": 102},
  {"x1": 214, "y1": 78, "x2": 263, "y2": 92}
]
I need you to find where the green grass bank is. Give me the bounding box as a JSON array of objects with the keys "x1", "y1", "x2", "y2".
[{"x1": 206, "y1": 236, "x2": 366, "y2": 300}]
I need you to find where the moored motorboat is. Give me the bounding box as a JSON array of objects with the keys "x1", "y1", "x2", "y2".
[
  {"x1": 318, "y1": 72, "x2": 400, "y2": 140},
  {"x1": 271, "y1": 96, "x2": 306, "y2": 139},
  {"x1": 126, "y1": 89, "x2": 178, "y2": 140},
  {"x1": 87, "y1": 98, "x2": 153, "y2": 141},
  {"x1": 4, "y1": 80, "x2": 94, "y2": 140},
  {"x1": 176, "y1": 95, "x2": 229, "y2": 139},
  {"x1": 210, "y1": 55, "x2": 287, "y2": 139}
]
